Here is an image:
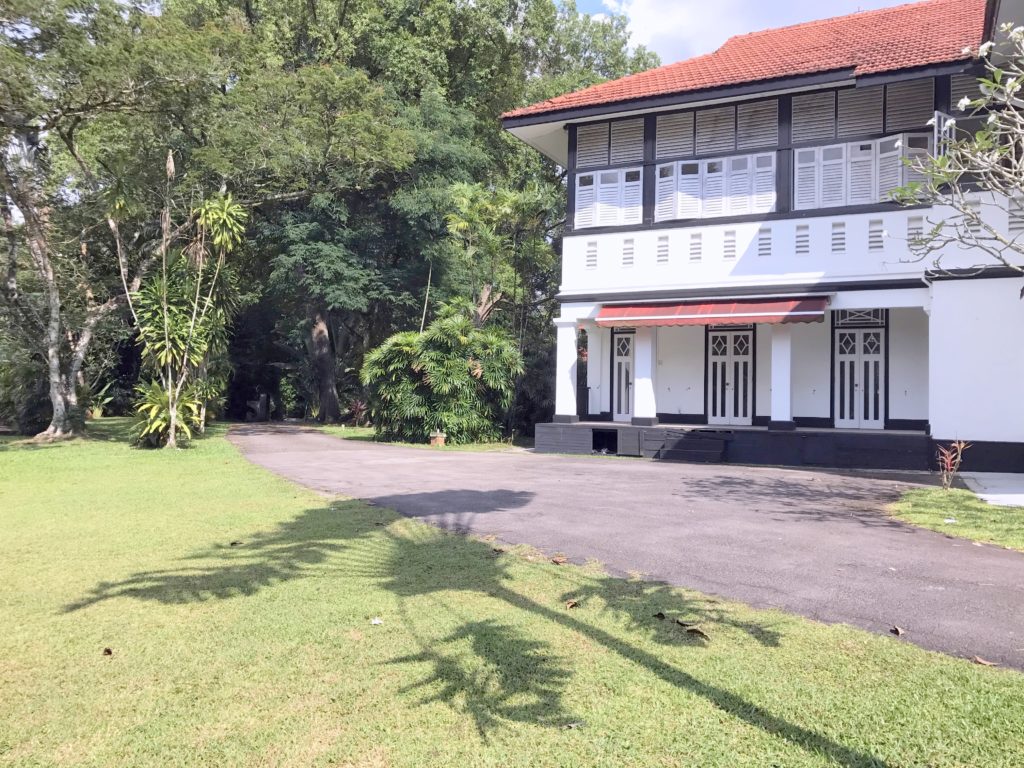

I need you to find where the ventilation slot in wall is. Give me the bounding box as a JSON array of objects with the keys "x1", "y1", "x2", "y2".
[
  {"x1": 757, "y1": 227, "x2": 772, "y2": 257},
  {"x1": 656, "y1": 235, "x2": 670, "y2": 264},
  {"x1": 689, "y1": 232, "x2": 702, "y2": 262},
  {"x1": 831, "y1": 222, "x2": 846, "y2": 254},
  {"x1": 868, "y1": 220, "x2": 885, "y2": 251},
  {"x1": 1010, "y1": 198, "x2": 1024, "y2": 237},
  {"x1": 723, "y1": 230, "x2": 737, "y2": 260},
  {"x1": 907, "y1": 215, "x2": 925, "y2": 244},
  {"x1": 795, "y1": 225, "x2": 811, "y2": 256},
  {"x1": 585, "y1": 241, "x2": 598, "y2": 269},
  {"x1": 621, "y1": 238, "x2": 635, "y2": 268}
]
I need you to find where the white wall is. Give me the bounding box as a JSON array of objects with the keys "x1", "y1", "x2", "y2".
[
  {"x1": 930, "y1": 278, "x2": 1024, "y2": 442},
  {"x1": 655, "y1": 326, "x2": 705, "y2": 415},
  {"x1": 888, "y1": 307, "x2": 929, "y2": 422},
  {"x1": 755, "y1": 326, "x2": 771, "y2": 418},
  {"x1": 791, "y1": 320, "x2": 832, "y2": 418},
  {"x1": 561, "y1": 194, "x2": 1014, "y2": 299}
]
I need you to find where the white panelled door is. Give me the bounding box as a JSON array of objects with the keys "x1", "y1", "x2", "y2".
[
  {"x1": 612, "y1": 333, "x2": 634, "y2": 421},
  {"x1": 834, "y1": 328, "x2": 885, "y2": 428},
  {"x1": 707, "y1": 329, "x2": 753, "y2": 426}
]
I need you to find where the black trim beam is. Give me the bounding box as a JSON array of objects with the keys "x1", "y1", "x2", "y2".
[{"x1": 558, "y1": 278, "x2": 926, "y2": 304}]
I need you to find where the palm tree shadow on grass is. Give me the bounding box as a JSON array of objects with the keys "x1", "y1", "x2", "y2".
[{"x1": 63, "y1": 491, "x2": 889, "y2": 766}]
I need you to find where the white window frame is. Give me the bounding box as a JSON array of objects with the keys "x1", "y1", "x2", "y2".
[
  {"x1": 793, "y1": 133, "x2": 933, "y2": 211},
  {"x1": 654, "y1": 151, "x2": 776, "y2": 223},
  {"x1": 574, "y1": 167, "x2": 643, "y2": 229}
]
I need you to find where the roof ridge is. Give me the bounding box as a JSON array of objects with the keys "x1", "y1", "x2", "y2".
[{"x1": 720, "y1": 0, "x2": 953, "y2": 47}]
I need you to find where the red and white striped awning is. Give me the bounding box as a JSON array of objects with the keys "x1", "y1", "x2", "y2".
[{"x1": 594, "y1": 297, "x2": 828, "y2": 327}]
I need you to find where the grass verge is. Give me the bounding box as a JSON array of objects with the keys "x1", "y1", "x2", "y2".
[
  {"x1": 890, "y1": 487, "x2": 1024, "y2": 551},
  {"x1": 316, "y1": 423, "x2": 531, "y2": 452},
  {"x1": 1, "y1": 418, "x2": 1022, "y2": 767}
]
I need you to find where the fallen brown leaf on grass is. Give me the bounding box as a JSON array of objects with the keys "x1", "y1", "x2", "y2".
[
  {"x1": 890, "y1": 625, "x2": 905, "y2": 637},
  {"x1": 675, "y1": 618, "x2": 698, "y2": 628},
  {"x1": 685, "y1": 626, "x2": 711, "y2": 641},
  {"x1": 565, "y1": 599, "x2": 579, "y2": 609},
  {"x1": 492, "y1": 547, "x2": 505, "y2": 554},
  {"x1": 229, "y1": 540, "x2": 243, "y2": 547},
  {"x1": 102, "y1": 647, "x2": 113, "y2": 656},
  {"x1": 551, "y1": 555, "x2": 568, "y2": 565},
  {"x1": 652, "y1": 611, "x2": 666, "y2": 620},
  {"x1": 562, "y1": 721, "x2": 584, "y2": 730},
  {"x1": 972, "y1": 656, "x2": 998, "y2": 666}
]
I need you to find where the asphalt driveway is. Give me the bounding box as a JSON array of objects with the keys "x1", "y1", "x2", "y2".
[{"x1": 230, "y1": 424, "x2": 1024, "y2": 668}]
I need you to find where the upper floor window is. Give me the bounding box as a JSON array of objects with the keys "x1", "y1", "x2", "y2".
[
  {"x1": 574, "y1": 168, "x2": 642, "y2": 228},
  {"x1": 793, "y1": 133, "x2": 932, "y2": 210},
  {"x1": 655, "y1": 152, "x2": 775, "y2": 222}
]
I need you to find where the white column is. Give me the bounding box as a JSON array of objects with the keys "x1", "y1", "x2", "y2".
[
  {"x1": 554, "y1": 319, "x2": 579, "y2": 422},
  {"x1": 770, "y1": 324, "x2": 794, "y2": 428},
  {"x1": 633, "y1": 326, "x2": 658, "y2": 424},
  {"x1": 585, "y1": 325, "x2": 604, "y2": 416}
]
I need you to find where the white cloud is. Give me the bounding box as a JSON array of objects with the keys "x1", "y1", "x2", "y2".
[{"x1": 603, "y1": 0, "x2": 914, "y2": 64}]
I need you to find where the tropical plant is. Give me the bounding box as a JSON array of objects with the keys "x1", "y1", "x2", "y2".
[
  {"x1": 361, "y1": 302, "x2": 524, "y2": 444},
  {"x1": 131, "y1": 380, "x2": 201, "y2": 448},
  {"x1": 937, "y1": 440, "x2": 972, "y2": 491},
  {"x1": 123, "y1": 178, "x2": 247, "y2": 448}
]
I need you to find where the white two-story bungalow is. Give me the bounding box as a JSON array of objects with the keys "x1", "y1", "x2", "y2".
[{"x1": 503, "y1": 0, "x2": 1024, "y2": 471}]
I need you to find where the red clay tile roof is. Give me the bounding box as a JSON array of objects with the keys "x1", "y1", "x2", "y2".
[{"x1": 504, "y1": 0, "x2": 987, "y2": 120}]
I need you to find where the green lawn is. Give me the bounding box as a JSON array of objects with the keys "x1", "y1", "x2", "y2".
[
  {"x1": 316, "y1": 423, "x2": 532, "y2": 452},
  {"x1": 2, "y1": 420, "x2": 1023, "y2": 767},
  {"x1": 891, "y1": 487, "x2": 1024, "y2": 552}
]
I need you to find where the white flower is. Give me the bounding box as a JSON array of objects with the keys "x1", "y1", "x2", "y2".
[
  {"x1": 962, "y1": 46, "x2": 974, "y2": 55},
  {"x1": 894, "y1": 139, "x2": 902, "y2": 149},
  {"x1": 988, "y1": 113, "x2": 999, "y2": 124},
  {"x1": 945, "y1": 117, "x2": 957, "y2": 129},
  {"x1": 957, "y1": 95, "x2": 972, "y2": 111},
  {"x1": 882, "y1": 229, "x2": 890, "y2": 239},
  {"x1": 1013, "y1": 26, "x2": 1024, "y2": 38},
  {"x1": 926, "y1": 116, "x2": 936, "y2": 127},
  {"x1": 979, "y1": 41, "x2": 995, "y2": 56}
]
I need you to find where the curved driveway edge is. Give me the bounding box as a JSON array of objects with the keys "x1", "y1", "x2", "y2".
[{"x1": 229, "y1": 424, "x2": 1024, "y2": 669}]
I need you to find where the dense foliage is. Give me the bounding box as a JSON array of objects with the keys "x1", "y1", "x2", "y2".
[
  {"x1": 0, "y1": 0, "x2": 658, "y2": 441},
  {"x1": 361, "y1": 303, "x2": 524, "y2": 443}
]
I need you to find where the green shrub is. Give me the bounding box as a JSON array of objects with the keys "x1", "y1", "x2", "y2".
[
  {"x1": 361, "y1": 302, "x2": 523, "y2": 444},
  {"x1": 131, "y1": 380, "x2": 202, "y2": 448}
]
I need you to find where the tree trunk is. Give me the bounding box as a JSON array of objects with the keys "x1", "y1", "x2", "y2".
[
  {"x1": 166, "y1": 390, "x2": 178, "y2": 449},
  {"x1": 310, "y1": 310, "x2": 341, "y2": 422}
]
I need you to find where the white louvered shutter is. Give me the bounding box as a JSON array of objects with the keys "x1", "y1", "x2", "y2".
[
  {"x1": 677, "y1": 162, "x2": 701, "y2": 219},
  {"x1": 737, "y1": 100, "x2": 779, "y2": 149},
  {"x1": 576, "y1": 123, "x2": 609, "y2": 168},
  {"x1": 727, "y1": 155, "x2": 752, "y2": 215},
  {"x1": 951, "y1": 74, "x2": 983, "y2": 112},
  {"x1": 610, "y1": 120, "x2": 645, "y2": 165},
  {"x1": 696, "y1": 107, "x2": 736, "y2": 155},
  {"x1": 837, "y1": 86, "x2": 883, "y2": 137},
  {"x1": 621, "y1": 169, "x2": 643, "y2": 225},
  {"x1": 902, "y1": 134, "x2": 932, "y2": 187},
  {"x1": 847, "y1": 142, "x2": 876, "y2": 205},
  {"x1": 656, "y1": 113, "x2": 694, "y2": 159},
  {"x1": 793, "y1": 148, "x2": 819, "y2": 210},
  {"x1": 596, "y1": 170, "x2": 621, "y2": 226},
  {"x1": 574, "y1": 174, "x2": 595, "y2": 228},
  {"x1": 792, "y1": 91, "x2": 836, "y2": 143},
  {"x1": 820, "y1": 144, "x2": 846, "y2": 208},
  {"x1": 885, "y1": 79, "x2": 934, "y2": 131},
  {"x1": 876, "y1": 136, "x2": 902, "y2": 200},
  {"x1": 701, "y1": 159, "x2": 726, "y2": 217},
  {"x1": 752, "y1": 153, "x2": 776, "y2": 213},
  {"x1": 655, "y1": 164, "x2": 676, "y2": 222}
]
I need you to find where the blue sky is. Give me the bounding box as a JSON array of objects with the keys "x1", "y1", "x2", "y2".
[{"x1": 575, "y1": 0, "x2": 915, "y2": 64}]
